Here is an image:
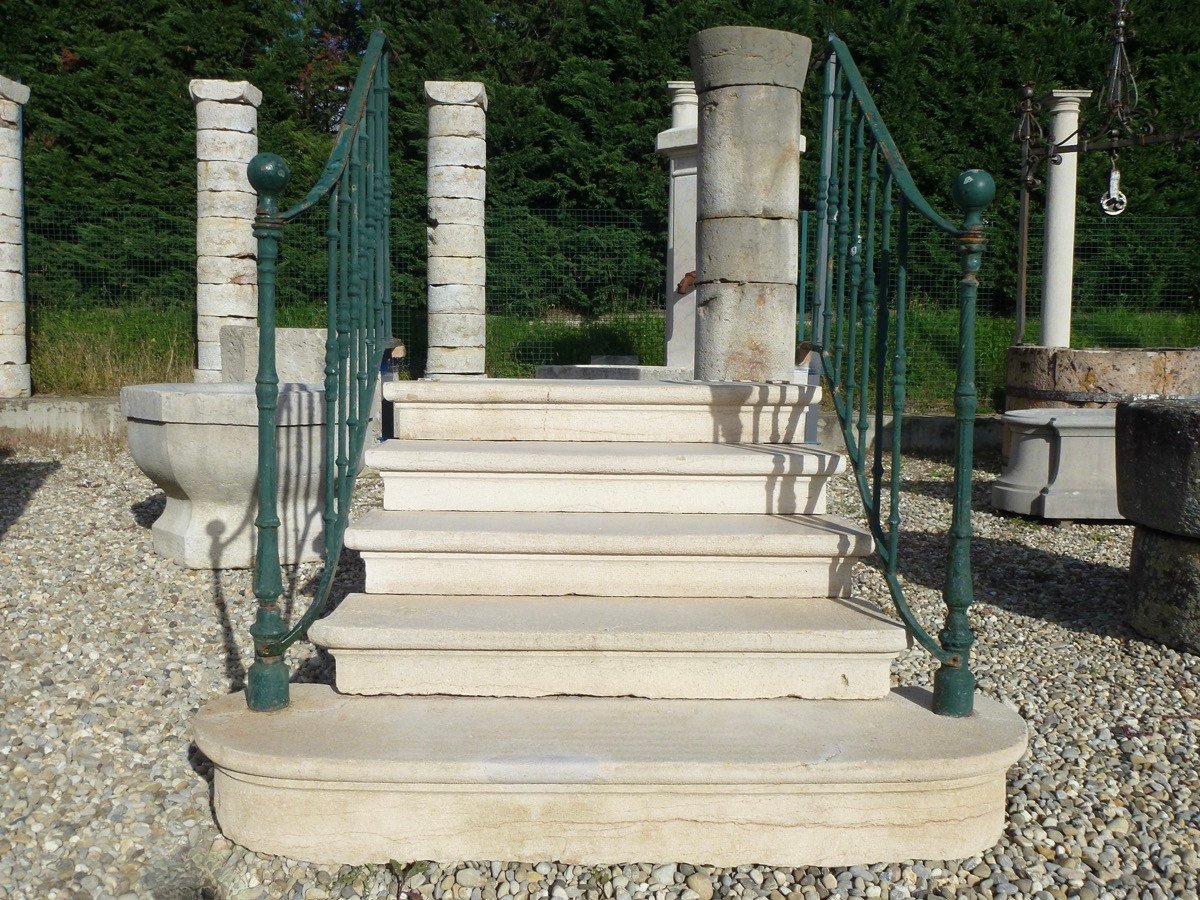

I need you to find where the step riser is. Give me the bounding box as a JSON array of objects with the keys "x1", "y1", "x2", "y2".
[
  {"x1": 393, "y1": 404, "x2": 813, "y2": 443},
  {"x1": 330, "y1": 650, "x2": 894, "y2": 700},
  {"x1": 361, "y1": 553, "x2": 855, "y2": 598},
  {"x1": 380, "y1": 473, "x2": 828, "y2": 514},
  {"x1": 213, "y1": 768, "x2": 1008, "y2": 867}
]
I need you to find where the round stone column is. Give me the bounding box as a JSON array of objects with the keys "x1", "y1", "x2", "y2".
[{"x1": 690, "y1": 26, "x2": 812, "y2": 383}]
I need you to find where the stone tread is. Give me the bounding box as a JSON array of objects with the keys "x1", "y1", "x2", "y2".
[
  {"x1": 383, "y1": 377, "x2": 821, "y2": 406},
  {"x1": 344, "y1": 510, "x2": 873, "y2": 557},
  {"x1": 195, "y1": 684, "x2": 1028, "y2": 785},
  {"x1": 365, "y1": 440, "x2": 845, "y2": 476},
  {"x1": 309, "y1": 595, "x2": 908, "y2": 653}
]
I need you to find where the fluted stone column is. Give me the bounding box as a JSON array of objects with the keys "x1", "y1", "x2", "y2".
[
  {"x1": 656, "y1": 81, "x2": 699, "y2": 372},
  {"x1": 0, "y1": 76, "x2": 31, "y2": 398},
  {"x1": 425, "y1": 81, "x2": 487, "y2": 378},
  {"x1": 690, "y1": 27, "x2": 812, "y2": 383},
  {"x1": 1040, "y1": 89, "x2": 1092, "y2": 349},
  {"x1": 190, "y1": 79, "x2": 262, "y2": 383}
]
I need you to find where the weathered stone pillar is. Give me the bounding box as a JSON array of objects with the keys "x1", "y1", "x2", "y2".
[
  {"x1": 1039, "y1": 89, "x2": 1092, "y2": 349},
  {"x1": 425, "y1": 81, "x2": 487, "y2": 378},
  {"x1": 657, "y1": 81, "x2": 699, "y2": 372},
  {"x1": 0, "y1": 76, "x2": 31, "y2": 398},
  {"x1": 190, "y1": 79, "x2": 262, "y2": 383},
  {"x1": 690, "y1": 27, "x2": 812, "y2": 383}
]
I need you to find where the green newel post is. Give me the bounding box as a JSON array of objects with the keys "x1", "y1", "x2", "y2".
[
  {"x1": 932, "y1": 168, "x2": 994, "y2": 718},
  {"x1": 246, "y1": 151, "x2": 291, "y2": 712}
]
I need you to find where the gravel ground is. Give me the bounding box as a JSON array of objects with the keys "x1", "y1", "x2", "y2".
[{"x1": 1, "y1": 440, "x2": 1197, "y2": 900}]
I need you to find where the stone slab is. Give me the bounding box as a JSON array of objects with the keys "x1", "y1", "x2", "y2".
[
  {"x1": 427, "y1": 255, "x2": 486, "y2": 286},
  {"x1": 197, "y1": 189, "x2": 256, "y2": 220},
  {"x1": 425, "y1": 346, "x2": 486, "y2": 376},
  {"x1": 196, "y1": 215, "x2": 256, "y2": 257},
  {"x1": 1116, "y1": 400, "x2": 1200, "y2": 539},
  {"x1": 427, "y1": 283, "x2": 485, "y2": 314},
  {"x1": 695, "y1": 84, "x2": 801, "y2": 220},
  {"x1": 0, "y1": 362, "x2": 30, "y2": 398},
  {"x1": 427, "y1": 165, "x2": 486, "y2": 201},
  {"x1": 0, "y1": 76, "x2": 30, "y2": 106},
  {"x1": 197, "y1": 254, "x2": 257, "y2": 286},
  {"x1": 0, "y1": 270, "x2": 24, "y2": 303},
  {"x1": 194, "y1": 100, "x2": 258, "y2": 134},
  {"x1": 695, "y1": 282, "x2": 798, "y2": 383},
  {"x1": 427, "y1": 104, "x2": 486, "y2": 139},
  {"x1": 689, "y1": 27, "x2": 812, "y2": 93},
  {"x1": 189, "y1": 79, "x2": 263, "y2": 107},
  {"x1": 311, "y1": 594, "x2": 906, "y2": 700},
  {"x1": 1129, "y1": 525, "x2": 1200, "y2": 655},
  {"x1": 427, "y1": 196, "x2": 485, "y2": 227},
  {"x1": 0, "y1": 241, "x2": 22, "y2": 273},
  {"x1": 1005, "y1": 345, "x2": 1200, "y2": 410},
  {"x1": 991, "y1": 408, "x2": 1120, "y2": 520},
  {"x1": 368, "y1": 439, "x2": 842, "y2": 514},
  {"x1": 198, "y1": 313, "x2": 254, "y2": 343},
  {"x1": 196, "y1": 129, "x2": 257, "y2": 163},
  {"x1": 427, "y1": 222, "x2": 485, "y2": 258},
  {"x1": 428, "y1": 312, "x2": 485, "y2": 348},
  {"x1": 424, "y1": 81, "x2": 488, "y2": 110},
  {"x1": 697, "y1": 217, "x2": 798, "y2": 285},
  {"x1": 533, "y1": 364, "x2": 694, "y2": 381},
  {"x1": 427, "y1": 135, "x2": 486, "y2": 169},
  {"x1": 383, "y1": 378, "x2": 820, "y2": 443},
  {"x1": 197, "y1": 282, "x2": 257, "y2": 318},
  {"x1": 0, "y1": 395, "x2": 123, "y2": 438},
  {"x1": 218, "y1": 326, "x2": 328, "y2": 384},
  {"x1": 197, "y1": 160, "x2": 255, "y2": 195},
  {"x1": 194, "y1": 684, "x2": 1026, "y2": 866}
]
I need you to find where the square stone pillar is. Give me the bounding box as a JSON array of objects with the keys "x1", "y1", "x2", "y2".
[
  {"x1": 190, "y1": 79, "x2": 262, "y2": 383},
  {"x1": 0, "y1": 76, "x2": 31, "y2": 398},
  {"x1": 656, "y1": 81, "x2": 699, "y2": 373},
  {"x1": 425, "y1": 81, "x2": 487, "y2": 378},
  {"x1": 690, "y1": 27, "x2": 812, "y2": 383}
]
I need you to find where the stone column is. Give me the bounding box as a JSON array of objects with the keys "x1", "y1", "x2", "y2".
[
  {"x1": 425, "y1": 81, "x2": 487, "y2": 378},
  {"x1": 690, "y1": 27, "x2": 812, "y2": 383},
  {"x1": 656, "y1": 81, "x2": 699, "y2": 372},
  {"x1": 0, "y1": 76, "x2": 31, "y2": 398},
  {"x1": 1039, "y1": 89, "x2": 1092, "y2": 349},
  {"x1": 190, "y1": 79, "x2": 262, "y2": 383}
]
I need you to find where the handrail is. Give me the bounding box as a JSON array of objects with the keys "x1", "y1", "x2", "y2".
[
  {"x1": 244, "y1": 30, "x2": 392, "y2": 712},
  {"x1": 810, "y1": 35, "x2": 994, "y2": 716}
]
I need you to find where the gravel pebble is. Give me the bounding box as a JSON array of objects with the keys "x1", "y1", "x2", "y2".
[{"x1": 1, "y1": 443, "x2": 1197, "y2": 899}]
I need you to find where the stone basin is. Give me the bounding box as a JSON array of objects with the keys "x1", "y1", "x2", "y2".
[
  {"x1": 121, "y1": 382, "x2": 326, "y2": 569},
  {"x1": 991, "y1": 407, "x2": 1120, "y2": 520}
]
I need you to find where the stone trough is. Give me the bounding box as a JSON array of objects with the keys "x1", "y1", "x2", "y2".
[{"x1": 121, "y1": 382, "x2": 326, "y2": 569}]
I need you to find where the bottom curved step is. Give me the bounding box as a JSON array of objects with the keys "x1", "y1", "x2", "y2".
[{"x1": 195, "y1": 685, "x2": 1027, "y2": 867}]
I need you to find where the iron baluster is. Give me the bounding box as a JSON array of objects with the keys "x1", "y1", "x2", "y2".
[
  {"x1": 844, "y1": 110, "x2": 867, "y2": 423},
  {"x1": 888, "y1": 197, "x2": 909, "y2": 578},
  {"x1": 857, "y1": 142, "x2": 879, "y2": 465},
  {"x1": 798, "y1": 210, "x2": 808, "y2": 344},
  {"x1": 871, "y1": 171, "x2": 894, "y2": 521},
  {"x1": 932, "y1": 169, "x2": 994, "y2": 717},
  {"x1": 832, "y1": 77, "x2": 853, "y2": 388},
  {"x1": 813, "y1": 52, "x2": 838, "y2": 352}
]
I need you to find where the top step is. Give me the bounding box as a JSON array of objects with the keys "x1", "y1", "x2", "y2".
[{"x1": 383, "y1": 378, "x2": 820, "y2": 443}]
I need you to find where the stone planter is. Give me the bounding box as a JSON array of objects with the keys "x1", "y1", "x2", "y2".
[
  {"x1": 1117, "y1": 399, "x2": 1200, "y2": 654},
  {"x1": 991, "y1": 408, "x2": 1120, "y2": 520},
  {"x1": 121, "y1": 383, "x2": 325, "y2": 569},
  {"x1": 1005, "y1": 346, "x2": 1200, "y2": 411}
]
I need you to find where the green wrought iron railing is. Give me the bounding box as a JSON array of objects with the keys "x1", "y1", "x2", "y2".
[
  {"x1": 804, "y1": 35, "x2": 994, "y2": 717},
  {"x1": 244, "y1": 30, "x2": 391, "y2": 712}
]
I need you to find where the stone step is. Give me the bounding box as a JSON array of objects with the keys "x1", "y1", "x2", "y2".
[
  {"x1": 309, "y1": 594, "x2": 908, "y2": 699},
  {"x1": 382, "y1": 378, "x2": 820, "y2": 443},
  {"x1": 366, "y1": 440, "x2": 844, "y2": 514},
  {"x1": 195, "y1": 685, "x2": 1028, "y2": 866},
  {"x1": 345, "y1": 510, "x2": 873, "y2": 598}
]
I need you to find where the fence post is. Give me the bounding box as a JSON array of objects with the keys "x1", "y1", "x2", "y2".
[
  {"x1": 932, "y1": 169, "x2": 994, "y2": 718},
  {"x1": 190, "y1": 79, "x2": 263, "y2": 383},
  {"x1": 246, "y1": 152, "x2": 290, "y2": 712},
  {"x1": 0, "y1": 76, "x2": 31, "y2": 399}
]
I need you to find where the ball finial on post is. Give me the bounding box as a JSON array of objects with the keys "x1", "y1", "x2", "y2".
[
  {"x1": 952, "y1": 169, "x2": 995, "y2": 229},
  {"x1": 248, "y1": 152, "x2": 290, "y2": 216}
]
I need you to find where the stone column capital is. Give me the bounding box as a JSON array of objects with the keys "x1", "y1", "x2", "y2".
[
  {"x1": 1040, "y1": 89, "x2": 1093, "y2": 115},
  {"x1": 667, "y1": 80, "x2": 698, "y2": 129},
  {"x1": 189, "y1": 79, "x2": 263, "y2": 107},
  {"x1": 425, "y1": 81, "x2": 488, "y2": 111},
  {"x1": 0, "y1": 76, "x2": 30, "y2": 106}
]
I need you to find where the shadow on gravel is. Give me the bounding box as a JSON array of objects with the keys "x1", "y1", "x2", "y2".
[
  {"x1": 0, "y1": 450, "x2": 61, "y2": 541},
  {"x1": 890, "y1": 530, "x2": 1137, "y2": 640},
  {"x1": 131, "y1": 492, "x2": 165, "y2": 528}
]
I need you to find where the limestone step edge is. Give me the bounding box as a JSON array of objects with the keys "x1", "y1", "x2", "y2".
[
  {"x1": 384, "y1": 378, "x2": 821, "y2": 443},
  {"x1": 308, "y1": 595, "x2": 910, "y2": 700},
  {"x1": 194, "y1": 685, "x2": 1029, "y2": 867}
]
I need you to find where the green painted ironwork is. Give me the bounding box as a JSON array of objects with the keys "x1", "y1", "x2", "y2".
[
  {"x1": 245, "y1": 30, "x2": 391, "y2": 712},
  {"x1": 812, "y1": 35, "x2": 994, "y2": 717}
]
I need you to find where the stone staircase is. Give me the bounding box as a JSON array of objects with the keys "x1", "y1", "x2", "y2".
[{"x1": 195, "y1": 379, "x2": 1027, "y2": 867}]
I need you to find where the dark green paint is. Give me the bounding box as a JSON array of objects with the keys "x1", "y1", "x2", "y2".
[
  {"x1": 245, "y1": 33, "x2": 392, "y2": 712},
  {"x1": 815, "y1": 37, "x2": 994, "y2": 716}
]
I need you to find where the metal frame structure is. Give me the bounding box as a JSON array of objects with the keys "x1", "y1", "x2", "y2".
[{"x1": 1012, "y1": 0, "x2": 1200, "y2": 344}]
